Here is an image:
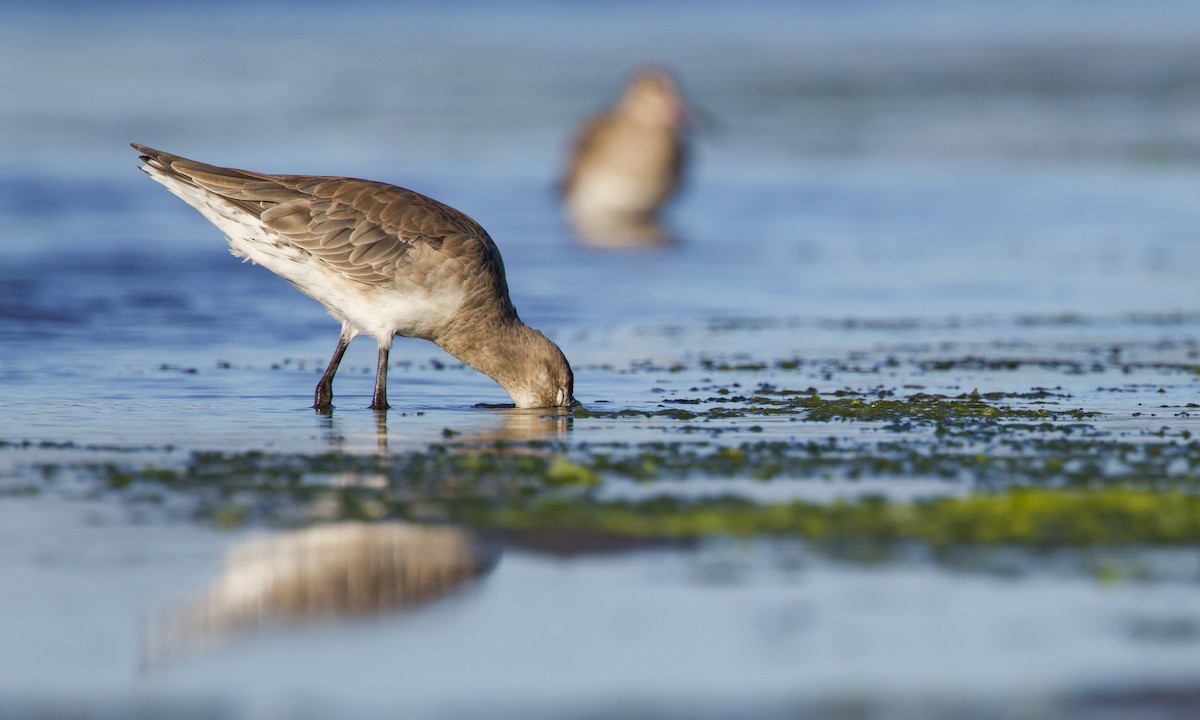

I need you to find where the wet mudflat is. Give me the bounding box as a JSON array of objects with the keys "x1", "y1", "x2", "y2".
[{"x1": 3, "y1": 1, "x2": 1200, "y2": 718}]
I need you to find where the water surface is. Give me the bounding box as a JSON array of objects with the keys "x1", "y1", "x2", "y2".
[{"x1": 2, "y1": 1, "x2": 1200, "y2": 717}]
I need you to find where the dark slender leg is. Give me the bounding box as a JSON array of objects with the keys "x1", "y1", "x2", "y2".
[
  {"x1": 370, "y1": 344, "x2": 391, "y2": 411},
  {"x1": 314, "y1": 331, "x2": 352, "y2": 412}
]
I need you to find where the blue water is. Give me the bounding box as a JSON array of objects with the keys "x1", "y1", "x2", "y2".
[{"x1": 3, "y1": 1, "x2": 1200, "y2": 718}]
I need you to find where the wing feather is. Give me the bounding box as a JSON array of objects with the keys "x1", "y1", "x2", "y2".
[
  {"x1": 134, "y1": 144, "x2": 505, "y2": 292},
  {"x1": 320, "y1": 227, "x2": 355, "y2": 250}
]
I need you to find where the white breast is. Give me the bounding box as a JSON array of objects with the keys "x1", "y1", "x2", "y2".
[{"x1": 569, "y1": 168, "x2": 662, "y2": 219}]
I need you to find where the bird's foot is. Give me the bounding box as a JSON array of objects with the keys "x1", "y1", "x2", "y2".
[{"x1": 314, "y1": 384, "x2": 334, "y2": 413}]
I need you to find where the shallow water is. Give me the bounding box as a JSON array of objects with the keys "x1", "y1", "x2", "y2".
[{"x1": 3, "y1": 1, "x2": 1200, "y2": 717}]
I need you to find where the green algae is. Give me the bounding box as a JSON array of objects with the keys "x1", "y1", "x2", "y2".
[
  {"x1": 213, "y1": 503, "x2": 249, "y2": 530},
  {"x1": 576, "y1": 388, "x2": 1098, "y2": 431},
  {"x1": 39, "y1": 427, "x2": 1200, "y2": 503},
  {"x1": 0, "y1": 438, "x2": 174, "y2": 453},
  {"x1": 467, "y1": 487, "x2": 1200, "y2": 547},
  {"x1": 33, "y1": 428, "x2": 1196, "y2": 546},
  {"x1": 543, "y1": 457, "x2": 600, "y2": 487},
  {"x1": 7, "y1": 338, "x2": 1198, "y2": 555}
]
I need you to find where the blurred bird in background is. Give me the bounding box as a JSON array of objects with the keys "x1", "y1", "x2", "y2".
[{"x1": 562, "y1": 68, "x2": 689, "y2": 246}]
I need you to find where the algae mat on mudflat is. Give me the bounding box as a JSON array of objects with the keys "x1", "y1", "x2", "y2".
[{"x1": 5, "y1": 373, "x2": 1199, "y2": 549}]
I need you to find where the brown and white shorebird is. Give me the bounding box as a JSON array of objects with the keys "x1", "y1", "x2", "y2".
[
  {"x1": 134, "y1": 145, "x2": 574, "y2": 412},
  {"x1": 562, "y1": 68, "x2": 688, "y2": 225}
]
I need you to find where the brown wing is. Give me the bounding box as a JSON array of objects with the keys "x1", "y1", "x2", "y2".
[
  {"x1": 133, "y1": 144, "x2": 506, "y2": 290},
  {"x1": 560, "y1": 113, "x2": 613, "y2": 199}
]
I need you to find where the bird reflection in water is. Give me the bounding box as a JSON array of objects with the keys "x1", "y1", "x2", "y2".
[
  {"x1": 145, "y1": 522, "x2": 497, "y2": 668},
  {"x1": 569, "y1": 213, "x2": 680, "y2": 250},
  {"x1": 319, "y1": 405, "x2": 573, "y2": 457},
  {"x1": 475, "y1": 407, "x2": 574, "y2": 445}
]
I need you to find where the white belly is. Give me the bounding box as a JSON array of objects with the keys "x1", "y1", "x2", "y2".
[{"x1": 568, "y1": 168, "x2": 663, "y2": 219}]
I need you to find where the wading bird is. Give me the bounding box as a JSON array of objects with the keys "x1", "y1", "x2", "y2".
[
  {"x1": 562, "y1": 68, "x2": 688, "y2": 227},
  {"x1": 135, "y1": 145, "x2": 574, "y2": 412}
]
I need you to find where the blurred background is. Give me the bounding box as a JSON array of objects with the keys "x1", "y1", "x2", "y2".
[
  {"x1": 4, "y1": 0, "x2": 1200, "y2": 328},
  {"x1": 3, "y1": 1, "x2": 1200, "y2": 718},
  {"x1": 6, "y1": 0, "x2": 1200, "y2": 177}
]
